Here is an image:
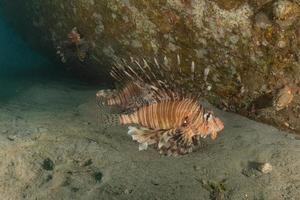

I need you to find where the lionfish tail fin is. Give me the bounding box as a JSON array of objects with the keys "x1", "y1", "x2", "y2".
[
  {"x1": 96, "y1": 89, "x2": 112, "y2": 108},
  {"x1": 98, "y1": 113, "x2": 120, "y2": 133},
  {"x1": 95, "y1": 90, "x2": 109, "y2": 130}
]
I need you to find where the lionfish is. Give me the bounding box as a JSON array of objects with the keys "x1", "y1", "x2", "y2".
[
  {"x1": 98, "y1": 55, "x2": 224, "y2": 156},
  {"x1": 96, "y1": 58, "x2": 162, "y2": 112},
  {"x1": 68, "y1": 27, "x2": 81, "y2": 46},
  {"x1": 96, "y1": 81, "x2": 156, "y2": 113},
  {"x1": 96, "y1": 55, "x2": 186, "y2": 111},
  {"x1": 57, "y1": 27, "x2": 89, "y2": 63}
]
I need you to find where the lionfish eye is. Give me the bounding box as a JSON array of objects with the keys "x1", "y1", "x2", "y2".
[
  {"x1": 182, "y1": 116, "x2": 189, "y2": 126},
  {"x1": 204, "y1": 112, "x2": 212, "y2": 121}
]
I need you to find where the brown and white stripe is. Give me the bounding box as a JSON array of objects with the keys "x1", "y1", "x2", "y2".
[
  {"x1": 97, "y1": 81, "x2": 147, "y2": 109},
  {"x1": 119, "y1": 99, "x2": 200, "y2": 128},
  {"x1": 118, "y1": 98, "x2": 221, "y2": 140},
  {"x1": 106, "y1": 82, "x2": 143, "y2": 106},
  {"x1": 119, "y1": 98, "x2": 224, "y2": 155}
]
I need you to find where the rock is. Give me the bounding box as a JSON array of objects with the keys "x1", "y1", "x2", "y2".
[
  {"x1": 243, "y1": 161, "x2": 273, "y2": 176},
  {"x1": 124, "y1": 189, "x2": 133, "y2": 194},
  {"x1": 36, "y1": 127, "x2": 48, "y2": 133},
  {"x1": 273, "y1": 0, "x2": 300, "y2": 20},
  {"x1": 255, "y1": 12, "x2": 272, "y2": 29},
  {"x1": 277, "y1": 40, "x2": 287, "y2": 48},
  {"x1": 257, "y1": 162, "x2": 273, "y2": 174},
  {"x1": 7, "y1": 135, "x2": 17, "y2": 141},
  {"x1": 82, "y1": 159, "x2": 93, "y2": 167},
  {"x1": 2, "y1": 0, "x2": 300, "y2": 133},
  {"x1": 273, "y1": 86, "x2": 294, "y2": 111},
  {"x1": 214, "y1": 0, "x2": 246, "y2": 10},
  {"x1": 151, "y1": 180, "x2": 160, "y2": 186},
  {"x1": 273, "y1": 0, "x2": 300, "y2": 27},
  {"x1": 250, "y1": 0, "x2": 273, "y2": 10}
]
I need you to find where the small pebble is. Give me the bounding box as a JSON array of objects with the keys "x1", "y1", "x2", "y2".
[
  {"x1": 255, "y1": 12, "x2": 272, "y2": 29},
  {"x1": 273, "y1": 86, "x2": 293, "y2": 111},
  {"x1": 83, "y1": 159, "x2": 93, "y2": 167},
  {"x1": 258, "y1": 162, "x2": 272, "y2": 174},
  {"x1": 193, "y1": 165, "x2": 201, "y2": 171},
  {"x1": 7, "y1": 135, "x2": 17, "y2": 141},
  {"x1": 37, "y1": 127, "x2": 48, "y2": 133},
  {"x1": 207, "y1": 85, "x2": 212, "y2": 91},
  {"x1": 151, "y1": 180, "x2": 159, "y2": 186},
  {"x1": 277, "y1": 40, "x2": 287, "y2": 48},
  {"x1": 124, "y1": 189, "x2": 132, "y2": 194},
  {"x1": 284, "y1": 122, "x2": 290, "y2": 127}
]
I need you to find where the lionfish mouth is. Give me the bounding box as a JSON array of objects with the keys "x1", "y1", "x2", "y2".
[
  {"x1": 210, "y1": 117, "x2": 224, "y2": 140},
  {"x1": 210, "y1": 132, "x2": 218, "y2": 140}
]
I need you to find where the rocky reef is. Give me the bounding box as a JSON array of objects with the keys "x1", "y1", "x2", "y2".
[{"x1": 2, "y1": 0, "x2": 300, "y2": 133}]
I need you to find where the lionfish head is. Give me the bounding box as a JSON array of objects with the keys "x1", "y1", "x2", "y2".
[
  {"x1": 68, "y1": 27, "x2": 81, "y2": 45},
  {"x1": 203, "y1": 112, "x2": 224, "y2": 140}
]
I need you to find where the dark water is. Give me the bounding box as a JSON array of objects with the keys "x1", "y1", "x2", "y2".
[
  {"x1": 0, "y1": 18, "x2": 50, "y2": 73},
  {"x1": 0, "y1": 12, "x2": 97, "y2": 104}
]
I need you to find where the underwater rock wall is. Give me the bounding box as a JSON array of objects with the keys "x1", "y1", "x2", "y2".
[{"x1": 2, "y1": 0, "x2": 300, "y2": 133}]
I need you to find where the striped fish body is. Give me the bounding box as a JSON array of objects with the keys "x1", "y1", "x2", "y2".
[
  {"x1": 97, "y1": 82, "x2": 153, "y2": 111},
  {"x1": 107, "y1": 82, "x2": 142, "y2": 107},
  {"x1": 120, "y1": 98, "x2": 224, "y2": 155},
  {"x1": 120, "y1": 99, "x2": 203, "y2": 130}
]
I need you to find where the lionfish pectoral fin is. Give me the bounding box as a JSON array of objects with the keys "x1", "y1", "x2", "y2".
[
  {"x1": 158, "y1": 129, "x2": 196, "y2": 156},
  {"x1": 128, "y1": 126, "x2": 157, "y2": 150},
  {"x1": 158, "y1": 130, "x2": 172, "y2": 149},
  {"x1": 96, "y1": 89, "x2": 116, "y2": 100},
  {"x1": 96, "y1": 91, "x2": 111, "y2": 113},
  {"x1": 128, "y1": 126, "x2": 145, "y2": 141},
  {"x1": 138, "y1": 143, "x2": 148, "y2": 151},
  {"x1": 128, "y1": 126, "x2": 138, "y2": 135},
  {"x1": 172, "y1": 128, "x2": 195, "y2": 148},
  {"x1": 128, "y1": 126, "x2": 149, "y2": 136},
  {"x1": 210, "y1": 132, "x2": 218, "y2": 140},
  {"x1": 149, "y1": 85, "x2": 159, "y2": 91}
]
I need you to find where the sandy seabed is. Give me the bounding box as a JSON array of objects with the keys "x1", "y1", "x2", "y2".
[{"x1": 0, "y1": 78, "x2": 299, "y2": 200}]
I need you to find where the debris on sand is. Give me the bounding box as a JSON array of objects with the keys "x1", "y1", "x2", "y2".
[
  {"x1": 273, "y1": 86, "x2": 294, "y2": 111},
  {"x1": 257, "y1": 162, "x2": 273, "y2": 174}
]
